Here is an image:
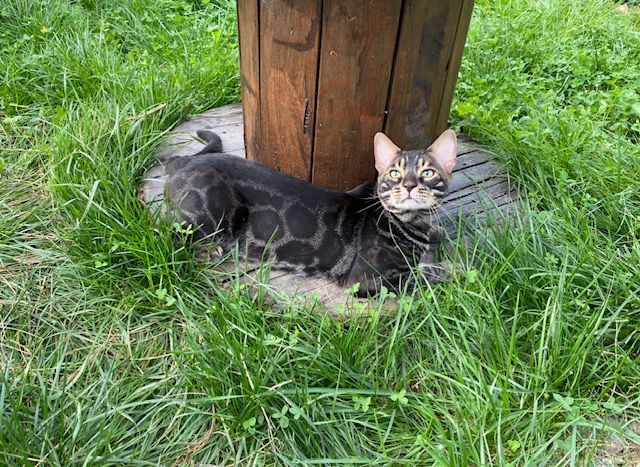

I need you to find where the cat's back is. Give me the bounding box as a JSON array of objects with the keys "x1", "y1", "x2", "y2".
[{"x1": 166, "y1": 151, "x2": 349, "y2": 208}]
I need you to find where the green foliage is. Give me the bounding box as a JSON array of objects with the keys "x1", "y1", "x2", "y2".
[{"x1": 1, "y1": 0, "x2": 639, "y2": 465}]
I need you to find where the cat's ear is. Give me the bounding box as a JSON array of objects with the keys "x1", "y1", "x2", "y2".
[
  {"x1": 428, "y1": 129, "x2": 457, "y2": 175},
  {"x1": 374, "y1": 132, "x2": 401, "y2": 174}
]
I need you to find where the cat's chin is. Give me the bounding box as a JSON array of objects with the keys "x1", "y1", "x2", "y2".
[
  {"x1": 400, "y1": 197, "x2": 420, "y2": 207},
  {"x1": 391, "y1": 197, "x2": 435, "y2": 211}
]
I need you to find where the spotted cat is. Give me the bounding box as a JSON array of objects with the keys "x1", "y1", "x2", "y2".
[{"x1": 140, "y1": 130, "x2": 457, "y2": 297}]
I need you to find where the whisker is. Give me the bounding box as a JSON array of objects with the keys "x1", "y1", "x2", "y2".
[
  {"x1": 356, "y1": 200, "x2": 382, "y2": 214},
  {"x1": 429, "y1": 203, "x2": 456, "y2": 226},
  {"x1": 376, "y1": 209, "x2": 386, "y2": 228}
]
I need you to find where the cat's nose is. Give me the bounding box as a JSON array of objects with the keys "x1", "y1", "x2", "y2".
[{"x1": 403, "y1": 175, "x2": 418, "y2": 192}]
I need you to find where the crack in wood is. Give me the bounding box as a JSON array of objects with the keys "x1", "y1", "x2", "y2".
[{"x1": 303, "y1": 96, "x2": 311, "y2": 134}]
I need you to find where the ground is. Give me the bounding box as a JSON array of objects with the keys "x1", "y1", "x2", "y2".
[{"x1": 1, "y1": 0, "x2": 639, "y2": 465}]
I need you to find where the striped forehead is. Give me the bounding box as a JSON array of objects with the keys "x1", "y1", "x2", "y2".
[{"x1": 394, "y1": 151, "x2": 432, "y2": 170}]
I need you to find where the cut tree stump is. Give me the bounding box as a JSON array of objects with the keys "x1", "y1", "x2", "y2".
[{"x1": 139, "y1": 103, "x2": 517, "y2": 317}]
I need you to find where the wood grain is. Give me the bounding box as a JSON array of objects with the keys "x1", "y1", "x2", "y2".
[
  {"x1": 237, "y1": 0, "x2": 260, "y2": 161},
  {"x1": 452, "y1": 150, "x2": 492, "y2": 172},
  {"x1": 434, "y1": 0, "x2": 475, "y2": 134},
  {"x1": 238, "y1": 1, "x2": 474, "y2": 192},
  {"x1": 447, "y1": 161, "x2": 503, "y2": 192},
  {"x1": 445, "y1": 175, "x2": 507, "y2": 203},
  {"x1": 384, "y1": 0, "x2": 464, "y2": 149},
  {"x1": 311, "y1": 0, "x2": 403, "y2": 190},
  {"x1": 258, "y1": 0, "x2": 321, "y2": 180}
]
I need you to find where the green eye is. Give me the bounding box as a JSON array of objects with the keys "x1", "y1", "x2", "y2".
[
  {"x1": 389, "y1": 169, "x2": 401, "y2": 179},
  {"x1": 421, "y1": 169, "x2": 435, "y2": 178}
]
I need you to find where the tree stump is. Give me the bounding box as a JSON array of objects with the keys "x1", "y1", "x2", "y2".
[{"x1": 237, "y1": 0, "x2": 475, "y2": 190}]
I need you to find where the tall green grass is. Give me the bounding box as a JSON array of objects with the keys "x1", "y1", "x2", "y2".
[{"x1": 1, "y1": 0, "x2": 639, "y2": 464}]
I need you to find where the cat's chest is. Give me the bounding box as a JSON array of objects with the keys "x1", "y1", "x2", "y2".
[{"x1": 362, "y1": 217, "x2": 433, "y2": 265}]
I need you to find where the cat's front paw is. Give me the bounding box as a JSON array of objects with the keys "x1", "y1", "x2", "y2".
[
  {"x1": 428, "y1": 225, "x2": 446, "y2": 243},
  {"x1": 196, "y1": 244, "x2": 227, "y2": 262},
  {"x1": 418, "y1": 260, "x2": 455, "y2": 284}
]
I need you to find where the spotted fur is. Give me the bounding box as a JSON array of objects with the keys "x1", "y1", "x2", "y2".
[{"x1": 140, "y1": 130, "x2": 457, "y2": 297}]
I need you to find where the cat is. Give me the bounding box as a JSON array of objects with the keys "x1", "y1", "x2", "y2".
[{"x1": 140, "y1": 129, "x2": 457, "y2": 297}]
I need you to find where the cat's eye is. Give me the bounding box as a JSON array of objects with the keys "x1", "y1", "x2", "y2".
[
  {"x1": 389, "y1": 169, "x2": 401, "y2": 179},
  {"x1": 421, "y1": 169, "x2": 436, "y2": 178}
]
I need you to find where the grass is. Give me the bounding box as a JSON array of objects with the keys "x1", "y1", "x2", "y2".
[{"x1": 1, "y1": 0, "x2": 639, "y2": 464}]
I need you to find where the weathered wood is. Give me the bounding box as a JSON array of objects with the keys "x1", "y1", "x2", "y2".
[
  {"x1": 457, "y1": 146, "x2": 483, "y2": 158},
  {"x1": 140, "y1": 103, "x2": 517, "y2": 317},
  {"x1": 237, "y1": 0, "x2": 475, "y2": 191},
  {"x1": 311, "y1": 0, "x2": 402, "y2": 190},
  {"x1": 451, "y1": 150, "x2": 493, "y2": 171},
  {"x1": 237, "y1": 0, "x2": 260, "y2": 161},
  {"x1": 434, "y1": 0, "x2": 475, "y2": 135},
  {"x1": 443, "y1": 179, "x2": 511, "y2": 214},
  {"x1": 445, "y1": 176, "x2": 508, "y2": 203},
  {"x1": 154, "y1": 104, "x2": 243, "y2": 160},
  {"x1": 384, "y1": 0, "x2": 464, "y2": 149},
  {"x1": 447, "y1": 160, "x2": 503, "y2": 193},
  {"x1": 258, "y1": 0, "x2": 321, "y2": 179}
]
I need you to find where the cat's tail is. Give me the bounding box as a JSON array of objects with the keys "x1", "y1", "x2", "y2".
[{"x1": 193, "y1": 130, "x2": 223, "y2": 155}]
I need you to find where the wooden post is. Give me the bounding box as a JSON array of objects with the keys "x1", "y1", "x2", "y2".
[{"x1": 237, "y1": 0, "x2": 474, "y2": 191}]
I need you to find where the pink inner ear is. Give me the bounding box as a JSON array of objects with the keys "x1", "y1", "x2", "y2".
[
  {"x1": 374, "y1": 132, "x2": 401, "y2": 173},
  {"x1": 429, "y1": 129, "x2": 457, "y2": 175}
]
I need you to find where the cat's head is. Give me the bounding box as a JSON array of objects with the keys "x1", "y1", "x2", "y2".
[{"x1": 374, "y1": 129, "x2": 457, "y2": 216}]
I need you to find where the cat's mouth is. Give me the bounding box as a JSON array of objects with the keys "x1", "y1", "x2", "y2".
[
  {"x1": 400, "y1": 196, "x2": 420, "y2": 207},
  {"x1": 378, "y1": 187, "x2": 440, "y2": 213},
  {"x1": 394, "y1": 197, "x2": 427, "y2": 212},
  {"x1": 395, "y1": 194, "x2": 437, "y2": 211}
]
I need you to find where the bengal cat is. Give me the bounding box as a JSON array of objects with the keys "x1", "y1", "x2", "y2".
[{"x1": 139, "y1": 130, "x2": 457, "y2": 297}]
